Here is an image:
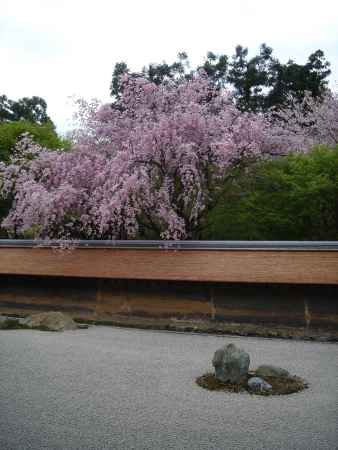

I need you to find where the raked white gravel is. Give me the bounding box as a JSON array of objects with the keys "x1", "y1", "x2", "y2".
[{"x1": 0, "y1": 326, "x2": 337, "y2": 450}]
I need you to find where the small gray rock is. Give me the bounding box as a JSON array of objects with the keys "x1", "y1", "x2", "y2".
[
  {"x1": 212, "y1": 343, "x2": 250, "y2": 383},
  {"x1": 0, "y1": 316, "x2": 8, "y2": 328},
  {"x1": 0, "y1": 316, "x2": 20, "y2": 329},
  {"x1": 248, "y1": 376, "x2": 272, "y2": 393},
  {"x1": 256, "y1": 365, "x2": 289, "y2": 379}
]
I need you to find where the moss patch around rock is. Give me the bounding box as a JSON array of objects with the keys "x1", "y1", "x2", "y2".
[{"x1": 196, "y1": 372, "x2": 308, "y2": 396}]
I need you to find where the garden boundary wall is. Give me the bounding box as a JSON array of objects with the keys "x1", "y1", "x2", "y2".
[{"x1": 0, "y1": 240, "x2": 337, "y2": 333}]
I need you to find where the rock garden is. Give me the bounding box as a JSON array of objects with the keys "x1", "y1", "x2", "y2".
[
  {"x1": 196, "y1": 343, "x2": 308, "y2": 395},
  {"x1": 1, "y1": 314, "x2": 309, "y2": 395}
]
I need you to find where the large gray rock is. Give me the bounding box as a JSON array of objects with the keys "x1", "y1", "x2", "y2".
[
  {"x1": 212, "y1": 343, "x2": 250, "y2": 383},
  {"x1": 22, "y1": 312, "x2": 78, "y2": 332},
  {"x1": 248, "y1": 376, "x2": 272, "y2": 393},
  {"x1": 255, "y1": 365, "x2": 289, "y2": 379}
]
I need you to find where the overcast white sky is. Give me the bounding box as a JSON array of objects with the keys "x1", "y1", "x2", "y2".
[{"x1": 1, "y1": 0, "x2": 338, "y2": 134}]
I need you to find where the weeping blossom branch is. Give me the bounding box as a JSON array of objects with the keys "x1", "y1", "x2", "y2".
[{"x1": 1, "y1": 76, "x2": 337, "y2": 240}]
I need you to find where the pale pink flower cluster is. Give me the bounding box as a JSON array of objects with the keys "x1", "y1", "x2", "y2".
[
  {"x1": 267, "y1": 90, "x2": 338, "y2": 153},
  {"x1": 1, "y1": 76, "x2": 337, "y2": 240}
]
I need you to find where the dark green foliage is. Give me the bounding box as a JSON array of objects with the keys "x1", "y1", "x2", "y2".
[
  {"x1": 198, "y1": 52, "x2": 228, "y2": 89},
  {"x1": 265, "y1": 50, "x2": 331, "y2": 110},
  {"x1": 142, "y1": 52, "x2": 190, "y2": 84},
  {"x1": 0, "y1": 95, "x2": 51, "y2": 124},
  {"x1": 111, "y1": 46, "x2": 331, "y2": 112},
  {"x1": 227, "y1": 44, "x2": 278, "y2": 111},
  {"x1": 0, "y1": 198, "x2": 10, "y2": 237},
  {"x1": 0, "y1": 120, "x2": 70, "y2": 163},
  {"x1": 0, "y1": 95, "x2": 12, "y2": 122},
  {"x1": 110, "y1": 53, "x2": 192, "y2": 98},
  {"x1": 110, "y1": 62, "x2": 130, "y2": 99},
  {"x1": 203, "y1": 147, "x2": 338, "y2": 240}
]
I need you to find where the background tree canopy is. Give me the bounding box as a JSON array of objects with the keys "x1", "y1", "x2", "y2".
[
  {"x1": 0, "y1": 121, "x2": 70, "y2": 163},
  {"x1": 111, "y1": 44, "x2": 331, "y2": 112},
  {"x1": 1, "y1": 72, "x2": 337, "y2": 241},
  {"x1": 203, "y1": 146, "x2": 338, "y2": 241},
  {"x1": 0, "y1": 49, "x2": 335, "y2": 241},
  {"x1": 0, "y1": 95, "x2": 52, "y2": 125}
]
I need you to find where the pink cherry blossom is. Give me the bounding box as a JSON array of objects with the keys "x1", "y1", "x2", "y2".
[{"x1": 1, "y1": 76, "x2": 337, "y2": 240}]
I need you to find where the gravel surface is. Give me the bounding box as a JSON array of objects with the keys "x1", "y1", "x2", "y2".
[{"x1": 0, "y1": 326, "x2": 337, "y2": 450}]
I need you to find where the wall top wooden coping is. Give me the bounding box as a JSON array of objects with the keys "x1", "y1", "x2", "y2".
[
  {"x1": 0, "y1": 245, "x2": 338, "y2": 284},
  {"x1": 0, "y1": 239, "x2": 338, "y2": 251}
]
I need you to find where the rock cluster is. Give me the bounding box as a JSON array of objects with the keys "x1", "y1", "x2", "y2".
[
  {"x1": 22, "y1": 312, "x2": 78, "y2": 331},
  {"x1": 0, "y1": 312, "x2": 81, "y2": 331},
  {"x1": 212, "y1": 342, "x2": 290, "y2": 393}
]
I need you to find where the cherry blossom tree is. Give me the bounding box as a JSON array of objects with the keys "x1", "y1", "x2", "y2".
[{"x1": 1, "y1": 75, "x2": 337, "y2": 240}]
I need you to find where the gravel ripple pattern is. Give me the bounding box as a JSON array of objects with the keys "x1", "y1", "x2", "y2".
[{"x1": 0, "y1": 326, "x2": 337, "y2": 450}]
